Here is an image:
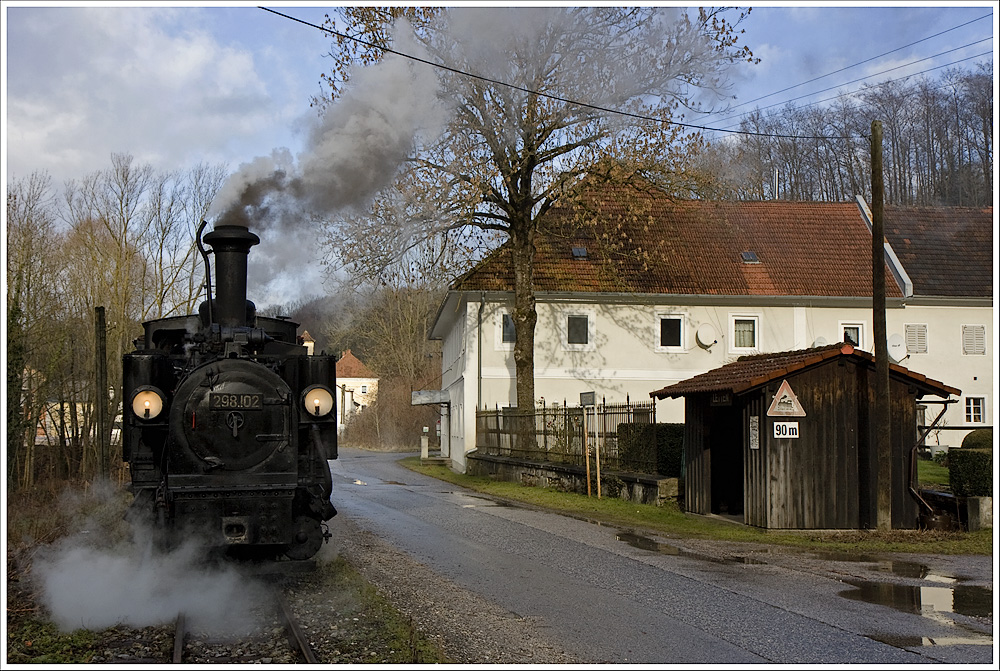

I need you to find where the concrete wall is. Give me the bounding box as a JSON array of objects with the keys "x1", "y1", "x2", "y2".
[{"x1": 467, "y1": 452, "x2": 677, "y2": 506}]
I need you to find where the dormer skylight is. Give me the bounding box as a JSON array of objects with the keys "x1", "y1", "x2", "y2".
[
  {"x1": 741, "y1": 251, "x2": 760, "y2": 264},
  {"x1": 572, "y1": 246, "x2": 588, "y2": 259}
]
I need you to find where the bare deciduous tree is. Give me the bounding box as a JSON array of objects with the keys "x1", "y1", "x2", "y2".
[
  {"x1": 318, "y1": 6, "x2": 755, "y2": 410},
  {"x1": 7, "y1": 172, "x2": 63, "y2": 489},
  {"x1": 701, "y1": 63, "x2": 993, "y2": 206},
  {"x1": 7, "y1": 155, "x2": 226, "y2": 486}
]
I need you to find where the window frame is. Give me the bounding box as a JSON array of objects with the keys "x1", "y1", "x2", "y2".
[
  {"x1": 495, "y1": 311, "x2": 516, "y2": 351},
  {"x1": 965, "y1": 396, "x2": 986, "y2": 424},
  {"x1": 729, "y1": 313, "x2": 760, "y2": 354},
  {"x1": 561, "y1": 309, "x2": 596, "y2": 351},
  {"x1": 655, "y1": 313, "x2": 686, "y2": 353},
  {"x1": 839, "y1": 320, "x2": 866, "y2": 350}
]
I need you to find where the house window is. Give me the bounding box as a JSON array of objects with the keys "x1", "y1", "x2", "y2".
[
  {"x1": 965, "y1": 397, "x2": 985, "y2": 424},
  {"x1": 501, "y1": 313, "x2": 516, "y2": 343},
  {"x1": 731, "y1": 316, "x2": 758, "y2": 351},
  {"x1": 962, "y1": 325, "x2": 986, "y2": 355},
  {"x1": 905, "y1": 324, "x2": 928, "y2": 354},
  {"x1": 657, "y1": 315, "x2": 683, "y2": 350},
  {"x1": 840, "y1": 322, "x2": 865, "y2": 349},
  {"x1": 360, "y1": 385, "x2": 368, "y2": 394},
  {"x1": 567, "y1": 315, "x2": 589, "y2": 345}
]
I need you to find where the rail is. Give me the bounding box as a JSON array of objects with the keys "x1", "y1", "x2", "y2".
[{"x1": 172, "y1": 591, "x2": 316, "y2": 663}]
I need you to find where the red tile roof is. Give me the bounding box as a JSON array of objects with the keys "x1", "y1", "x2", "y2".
[
  {"x1": 336, "y1": 349, "x2": 376, "y2": 379},
  {"x1": 649, "y1": 343, "x2": 960, "y2": 399},
  {"x1": 454, "y1": 185, "x2": 903, "y2": 298},
  {"x1": 882, "y1": 205, "x2": 993, "y2": 298}
]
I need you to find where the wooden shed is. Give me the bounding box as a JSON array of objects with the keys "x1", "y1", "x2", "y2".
[{"x1": 650, "y1": 343, "x2": 960, "y2": 529}]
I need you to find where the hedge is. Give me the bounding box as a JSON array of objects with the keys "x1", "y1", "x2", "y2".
[
  {"x1": 961, "y1": 428, "x2": 994, "y2": 451},
  {"x1": 949, "y1": 448, "x2": 993, "y2": 497},
  {"x1": 617, "y1": 423, "x2": 684, "y2": 477}
]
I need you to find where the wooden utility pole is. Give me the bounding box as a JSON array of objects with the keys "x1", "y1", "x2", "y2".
[
  {"x1": 870, "y1": 121, "x2": 892, "y2": 530},
  {"x1": 95, "y1": 306, "x2": 109, "y2": 479}
]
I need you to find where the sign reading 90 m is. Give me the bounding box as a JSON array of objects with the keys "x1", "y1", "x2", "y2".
[{"x1": 210, "y1": 392, "x2": 263, "y2": 410}]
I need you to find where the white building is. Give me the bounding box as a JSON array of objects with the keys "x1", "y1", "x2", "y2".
[
  {"x1": 335, "y1": 349, "x2": 378, "y2": 434},
  {"x1": 429, "y1": 186, "x2": 993, "y2": 473}
]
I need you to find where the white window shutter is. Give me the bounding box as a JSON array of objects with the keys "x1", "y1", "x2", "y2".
[
  {"x1": 905, "y1": 324, "x2": 927, "y2": 354},
  {"x1": 962, "y1": 325, "x2": 986, "y2": 355}
]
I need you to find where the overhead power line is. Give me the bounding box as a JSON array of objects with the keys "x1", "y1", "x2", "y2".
[
  {"x1": 715, "y1": 12, "x2": 992, "y2": 117},
  {"x1": 259, "y1": 6, "x2": 990, "y2": 143},
  {"x1": 707, "y1": 38, "x2": 992, "y2": 130},
  {"x1": 259, "y1": 6, "x2": 852, "y2": 140}
]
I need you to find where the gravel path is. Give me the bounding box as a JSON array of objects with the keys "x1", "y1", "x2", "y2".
[{"x1": 327, "y1": 515, "x2": 585, "y2": 664}]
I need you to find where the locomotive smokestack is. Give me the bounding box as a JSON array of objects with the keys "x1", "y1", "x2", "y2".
[{"x1": 203, "y1": 225, "x2": 260, "y2": 328}]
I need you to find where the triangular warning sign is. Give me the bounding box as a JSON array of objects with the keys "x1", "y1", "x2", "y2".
[{"x1": 767, "y1": 379, "x2": 807, "y2": 417}]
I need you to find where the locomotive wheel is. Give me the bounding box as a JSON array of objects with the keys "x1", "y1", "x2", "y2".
[{"x1": 284, "y1": 515, "x2": 324, "y2": 560}]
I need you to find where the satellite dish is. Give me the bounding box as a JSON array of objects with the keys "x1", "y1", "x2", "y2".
[
  {"x1": 812, "y1": 336, "x2": 828, "y2": 348},
  {"x1": 887, "y1": 333, "x2": 906, "y2": 362},
  {"x1": 696, "y1": 323, "x2": 718, "y2": 349}
]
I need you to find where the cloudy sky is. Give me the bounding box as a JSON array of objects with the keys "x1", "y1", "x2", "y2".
[{"x1": 3, "y1": 1, "x2": 995, "y2": 305}]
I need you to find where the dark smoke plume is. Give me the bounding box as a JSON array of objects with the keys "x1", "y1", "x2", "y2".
[{"x1": 207, "y1": 21, "x2": 446, "y2": 233}]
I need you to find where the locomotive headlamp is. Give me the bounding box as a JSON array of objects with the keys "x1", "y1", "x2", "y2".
[
  {"x1": 302, "y1": 385, "x2": 334, "y2": 417},
  {"x1": 131, "y1": 387, "x2": 165, "y2": 420}
]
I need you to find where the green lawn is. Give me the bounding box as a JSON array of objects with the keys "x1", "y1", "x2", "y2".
[
  {"x1": 917, "y1": 457, "x2": 951, "y2": 489},
  {"x1": 399, "y1": 457, "x2": 991, "y2": 556}
]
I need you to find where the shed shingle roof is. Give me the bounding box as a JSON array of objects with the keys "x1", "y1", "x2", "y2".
[
  {"x1": 649, "y1": 343, "x2": 961, "y2": 399},
  {"x1": 454, "y1": 185, "x2": 903, "y2": 298}
]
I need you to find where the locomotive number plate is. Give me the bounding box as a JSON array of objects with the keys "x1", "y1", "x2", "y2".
[{"x1": 210, "y1": 392, "x2": 263, "y2": 410}]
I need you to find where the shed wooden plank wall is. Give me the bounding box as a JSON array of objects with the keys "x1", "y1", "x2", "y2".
[
  {"x1": 855, "y1": 365, "x2": 922, "y2": 529},
  {"x1": 683, "y1": 397, "x2": 711, "y2": 515},
  {"x1": 743, "y1": 395, "x2": 768, "y2": 527},
  {"x1": 758, "y1": 364, "x2": 861, "y2": 529}
]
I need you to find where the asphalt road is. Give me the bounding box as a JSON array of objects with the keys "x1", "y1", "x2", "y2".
[{"x1": 328, "y1": 447, "x2": 995, "y2": 665}]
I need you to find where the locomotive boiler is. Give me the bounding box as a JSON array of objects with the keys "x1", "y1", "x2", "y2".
[{"x1": 122, "y1": 223, "x2": 337, "y2": 561}]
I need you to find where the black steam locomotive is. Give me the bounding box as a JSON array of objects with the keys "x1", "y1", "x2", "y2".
[{"x1": 122, "y1": 223, "x2": 337, "y2": 561}]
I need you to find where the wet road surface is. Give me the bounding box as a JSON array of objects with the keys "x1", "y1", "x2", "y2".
[{"x1": 328, "y1": 448, "x2": 994, "y2": 665}]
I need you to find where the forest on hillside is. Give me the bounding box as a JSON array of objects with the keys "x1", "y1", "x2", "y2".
[{"x1": 698, "y1": 64, "x2": 992, "y2": 207}]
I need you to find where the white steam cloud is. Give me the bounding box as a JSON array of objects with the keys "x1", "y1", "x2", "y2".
[
  {"x1": 34, "y1": 537, "x2": 267, "y2": 634},
  {"x1": 30, "y1": 483, "x2": 269, "y2": 636}
]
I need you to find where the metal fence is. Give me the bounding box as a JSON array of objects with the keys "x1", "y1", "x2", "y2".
[{"x1": 475, "y1": 397, "x2": 657, "y2": 473}]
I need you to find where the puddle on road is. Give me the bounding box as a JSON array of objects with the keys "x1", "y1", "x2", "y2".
[
  {"x1": 840, "y1": 581, "x2": 993, "y2": 619},
  {"x1": 866, "y1": 633, "x2": 994, "y2": 647},
  {"x1": 844, "y1": 581, "x2": 994, "y2": 648},
  {"x1": 615, "y1": 531, "x2": 994, "y2": 648},
  {"x1": 450, "y1": 492, "x2": 513, "y2": 508},
  {"x1": 616, "y1": 531, "x2": 761, "y2": 564}
]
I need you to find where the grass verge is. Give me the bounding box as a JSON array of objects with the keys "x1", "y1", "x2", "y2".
[
  {"x1": 399, "y1": 457, "x2": 992, "y2": 556},
  {"x1": 6, "y1": 482, "x2": 449, "y2": 664},
  {"x1": 306, "y1": 554, "x2": 450, "y2": 664}
]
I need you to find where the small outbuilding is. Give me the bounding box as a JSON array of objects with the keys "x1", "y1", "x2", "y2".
[{"x1": 650, "y1": 343, "x2": 960, "y2": 529}]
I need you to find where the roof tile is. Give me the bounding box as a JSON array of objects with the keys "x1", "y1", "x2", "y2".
[
  {"x1": 649, "y1": 343, "x2": 960, "y2": 399},
  {"x1": 455, "y1": 186, "x2": 904, "y2": 297},
  {"x1": 882, "y1": 206, "x2": 993, "y2": 297},
  {"x1": 336, "y1": 349, "x2": 376, "y2": 379}
]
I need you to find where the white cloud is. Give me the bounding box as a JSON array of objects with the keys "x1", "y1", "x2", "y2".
[{"x1": 5, "y1": 6, "x2": 289, "y2": 185}]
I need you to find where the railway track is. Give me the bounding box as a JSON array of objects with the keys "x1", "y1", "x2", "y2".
[{"x1": 171, "y1": 587, "x2": 316, "y2": 663}]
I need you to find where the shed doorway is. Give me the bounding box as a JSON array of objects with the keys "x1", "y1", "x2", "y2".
[{"x1": 707, "y1": 405, "x2": 744, "y2": 518}]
